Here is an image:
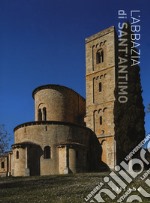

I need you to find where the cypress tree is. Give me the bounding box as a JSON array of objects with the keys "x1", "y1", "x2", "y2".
[{"x1": 114, "y1": 23, "x2": 145, "y2": 163}]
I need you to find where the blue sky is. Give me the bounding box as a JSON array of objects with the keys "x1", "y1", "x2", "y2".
[{"x1": 0, "y1": 0, "x2": 150, "y2": 146}]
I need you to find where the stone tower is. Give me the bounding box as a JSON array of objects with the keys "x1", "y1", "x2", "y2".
[{"x1": 85, "y1": 26, "x2": 117, "y2": 169}]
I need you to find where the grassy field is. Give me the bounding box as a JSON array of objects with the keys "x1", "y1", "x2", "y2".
[{"x1": 0, "y1": 172, "x2": 150, "y2": 203}]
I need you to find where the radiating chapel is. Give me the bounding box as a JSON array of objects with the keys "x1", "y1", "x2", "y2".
[{"x1": 0, "y1": 26, "x2": 145, "y2": 176}]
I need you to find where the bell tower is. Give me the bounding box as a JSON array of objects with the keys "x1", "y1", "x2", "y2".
[{"x1": 85, "y1": 26, "x2": 117, "y2": 169}]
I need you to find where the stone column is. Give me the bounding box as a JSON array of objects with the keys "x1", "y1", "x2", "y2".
[
  {"x1": 69, "y1": 148, "x2": 76, "y2": 173},
  {"x1": 64, "y1": 145, "x2": 69, "y2": 174}
]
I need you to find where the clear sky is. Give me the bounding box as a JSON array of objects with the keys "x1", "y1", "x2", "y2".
[{"x1": 0, "y1": 0, "x2": 150, "y2": 146}]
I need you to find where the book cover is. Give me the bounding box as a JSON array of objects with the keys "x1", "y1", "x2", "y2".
[{"x1": 0, "y1": 0, "x2": 150, "y2": 202}]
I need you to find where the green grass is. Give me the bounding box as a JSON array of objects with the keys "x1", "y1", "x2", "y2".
[{"x1": 0, "y1": 172, "x2": 150, "y2": 203}]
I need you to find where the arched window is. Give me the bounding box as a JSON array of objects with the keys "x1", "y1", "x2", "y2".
[
  {"x1": 99, "y1": 82, "x2": 102, "y2": 92},
  {"x1": 38, "y1": 109, "x2": 42, "y2": 121},
  {"x1": 43, "y1": 107, "x2": 47, "y2": 121},
  {"x1": 100, "y1": 116, "x2": 102, "y2": 125},
  {"x1": 16, "y1": 150, "x2": 19, "y2": 159},
  {"x1": 96, "y1": 49, "x2": 104, "y2": 64},
  {"x1": 44, "y1": 146, "x2": 51, "y2": 159}
]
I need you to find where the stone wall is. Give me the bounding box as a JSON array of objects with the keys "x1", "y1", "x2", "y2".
[
  {"x1": 33, "y1": 85, "x2": 85, "y2": 125},
  {"x1": 85, "y1": 26, "x2": 117, "y2": 169},
  {"x1": 13, "y1": 122, "x2": 95, "y2": 175},
  {"x1": 0, "y1": 156, "x2": 8, "y2": 177},
  {"x1": 12, "y1": 147, "x2": 26, "y2": 176}
]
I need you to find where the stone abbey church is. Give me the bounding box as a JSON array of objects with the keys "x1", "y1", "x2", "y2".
[{"x1": 0, "y1": 26, "x2": 145, "y2": 176}]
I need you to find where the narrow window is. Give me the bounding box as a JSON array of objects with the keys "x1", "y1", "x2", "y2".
[
  {"x1": 44, "y1": 146, "x2": 51, "y2": 159},
  {"x1": 100, "y1": 116, "x2": 102, "y2": 125},
  {"x1": 43, "y1": 107, "x2": 47, "y2": 121},
  {"x1": 38, "y1": 109, "x2": 42, "y2": 121},
  {"x1": 16, "y1": 151, "x2": 19, "y2": 159},
  {"x1": 96, "y1": 49, "x2": 104, "y2": 64},
  {"x1": 1, "y1": 162, "x2": 4, "y2": 168},
  {"x1": 99, "y1": 82, "x2": 102, "y2": 92}
]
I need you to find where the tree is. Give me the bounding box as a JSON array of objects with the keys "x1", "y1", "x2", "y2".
[
  {"x1": 0, "y1": 124, "x2": 10, "y2": 155},
  {"x1": 114, "y1": 23, "x2": 145, "y2": 163}
]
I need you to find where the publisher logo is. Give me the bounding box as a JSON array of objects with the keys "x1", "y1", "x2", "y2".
[{"x1": 84, "y1": 134, "x2": 150, "y2": 202}]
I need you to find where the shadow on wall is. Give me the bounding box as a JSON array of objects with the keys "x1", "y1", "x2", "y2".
[
  {"x1": 87, "y1": 132, "x2": 110, "y2": 172},
  {"x1": 27, "y1": 144, "x2": 43, "y2": 176}
]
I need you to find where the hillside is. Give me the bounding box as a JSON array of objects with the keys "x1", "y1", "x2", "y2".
[{"x1": 0, "y1": 172, "x2": 150, "y2": 203}]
